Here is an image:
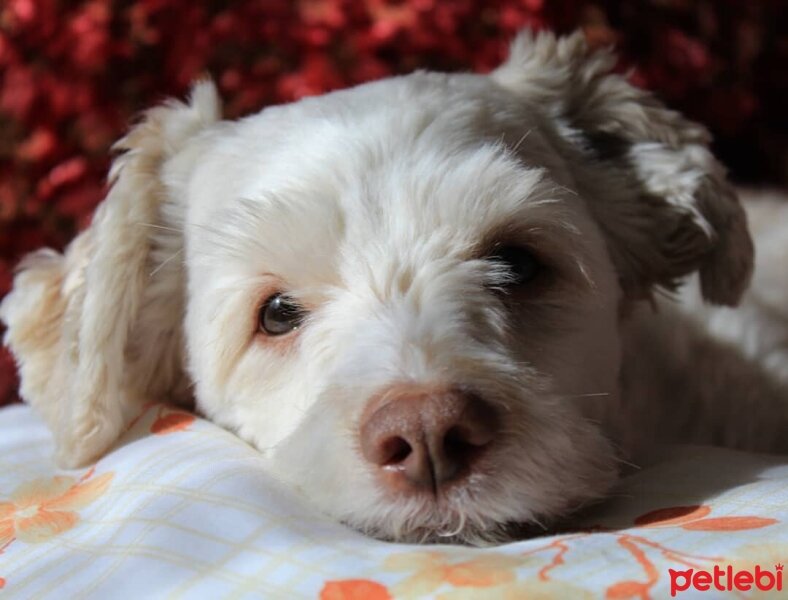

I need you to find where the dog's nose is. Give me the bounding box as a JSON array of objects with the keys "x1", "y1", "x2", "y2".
[{"x1": 359, "y1": 388, "x2": 497, "y2": 493}]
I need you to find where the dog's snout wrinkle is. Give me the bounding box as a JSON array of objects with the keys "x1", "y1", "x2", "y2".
[{"x1": 359, "y1": 387, "x2": 498, "y2": 495}]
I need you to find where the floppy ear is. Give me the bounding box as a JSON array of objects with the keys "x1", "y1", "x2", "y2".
[
  {"x1": 0, "y1": 81, "x2": 220, "y2": 467},
  {"x1": 492, "y1": 30, "x2": 753, "y2": 306}
]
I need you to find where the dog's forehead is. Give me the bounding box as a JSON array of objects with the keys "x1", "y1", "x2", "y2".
[{"x1": 187, "y1": 72, "x2": 581, "y2": 283}]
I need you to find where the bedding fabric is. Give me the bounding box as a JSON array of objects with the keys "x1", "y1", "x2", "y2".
[{"x1": 0, "y1": 403, "x2": 786, "y2": 599}]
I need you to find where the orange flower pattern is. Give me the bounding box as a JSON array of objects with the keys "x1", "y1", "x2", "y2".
[
  {"x1": 321, "y1": 504, "x2": 780, "y2": 600},
  {"x1": 121, "y1": 403, "x2": 196, "y2": 437},
  {"x1": 385, "y1": 552, "x2": 522, "y2": 596},
  {"x1": 0, "y1": 468, "x2": 113, "y2": 546},
  {"x1": 321, "y1": 579, "x2": 392, "y2": 600},
  {"x1": 634, "y1": 505, "x2": 777, "y2": 531},
  {"x1": 0, "y1": 467, "x2": 114, "y2": 588},
  {"x1": 0, "y1": 403, "x2": 189, "y2": 590},
  {"x1": 150, "y1": 406, "x2": 196, "y2": 435}
]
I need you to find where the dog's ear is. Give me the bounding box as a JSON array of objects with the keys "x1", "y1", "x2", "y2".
[
  {"x1": 0, "y1": 81, "x2": 220, "y2": 467},
  {"x1": 492, "y1": 30, "x2": 753, "y2": 305}
]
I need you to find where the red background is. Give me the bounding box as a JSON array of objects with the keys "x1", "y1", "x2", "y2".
[{"x1": 1, "y1": 0, "x2": 786, "y2": 406}]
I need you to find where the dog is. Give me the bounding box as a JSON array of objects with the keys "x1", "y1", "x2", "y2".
[{"x1": 2, "y1": 30, "x2": 787, "y2": 545}]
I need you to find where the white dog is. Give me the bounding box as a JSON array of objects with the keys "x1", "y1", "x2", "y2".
[{"x1": 2, "y1": 30, "x2": 787, "y2": 545}]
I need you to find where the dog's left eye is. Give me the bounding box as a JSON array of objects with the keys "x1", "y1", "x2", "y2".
[
  {"x1": 259, "y1": 293, "x2": 305, "y2": 336},
  {"x1": 489, "y1": 245, "x2": 541, "y2": 286}
]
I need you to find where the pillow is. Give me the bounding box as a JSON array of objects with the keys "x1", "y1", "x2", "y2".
[{"x1": 0, "y1": 403, "x2": 786, "y2": 598}]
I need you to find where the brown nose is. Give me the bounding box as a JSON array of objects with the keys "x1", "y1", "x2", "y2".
[{"x1": 359, "y1": 388, "x2": 498, "y2": 493}]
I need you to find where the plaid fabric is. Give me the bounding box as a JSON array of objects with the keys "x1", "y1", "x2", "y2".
[{"x1": 0, "y1": 403, "x2": 786, "y2": 599}]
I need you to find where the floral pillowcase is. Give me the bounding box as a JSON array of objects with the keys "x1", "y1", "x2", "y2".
[{"x1": 0, "y1": 403, "x2": 786, "y2": 599}]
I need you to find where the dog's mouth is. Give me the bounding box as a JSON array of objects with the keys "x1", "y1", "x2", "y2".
[
  {"x1": 346, "y1": 486, "x2": 598, "y2": 545},
  {"x1": 344, "y1": 449, "x2": 616, "y2": 545},
  {"x1": 345, "y1": 478, "x2": 559, "y2": 546}
]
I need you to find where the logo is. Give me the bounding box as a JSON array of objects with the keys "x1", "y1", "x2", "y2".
[{"x1": 669, "y1": 564, "x2": 783, "y2": 596}]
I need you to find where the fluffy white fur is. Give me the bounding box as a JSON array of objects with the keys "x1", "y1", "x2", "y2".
[{"x1": 2, "y1": 30, "x2": 786, "y2": 545}]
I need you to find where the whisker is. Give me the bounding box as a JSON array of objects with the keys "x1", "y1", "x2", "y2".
[
  {"x1": 615, "y1": 456, "x2": 641, "y2": 470},
  {"x1": 523, "y1": 512, "x2": 548, "y2": 531},
  {"x1": 562, "y1": 392, "x2": 611, "y2": 400},
  {"x1": 136, "y1": 222, "x2": 180, "y2": 233},
  {"x1": 512, "y1": 129, "x2": 532, "y2": 152},
  {"x1": 150, "y1": 248, "x2": 183, "y2": 277},
  {"x1": 556, "y1": 184, "x2": 579, "y2": 196},
  {"x1": 437, "y1": 511, "x2": 467, "y2": 538},
  {"x1": 607, "y1": 490, "x2": 635, "y2": 501}
]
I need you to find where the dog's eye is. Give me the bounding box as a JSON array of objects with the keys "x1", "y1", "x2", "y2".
[
  {"x1": 259, "y1": 293, "x2": 305, "y2": 336},
  {"x1": 490, "y1": 245, "x2": 540, "y2": 286}
]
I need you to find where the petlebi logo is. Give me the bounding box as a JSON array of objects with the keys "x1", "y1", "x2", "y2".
[{"x1": 669, "y1": 563, "x2": 783, "y2": 596}]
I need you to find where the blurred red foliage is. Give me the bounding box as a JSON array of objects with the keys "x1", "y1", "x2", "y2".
[{"x1": 1, "y1": 0, "x2": 786, "y2": 406}]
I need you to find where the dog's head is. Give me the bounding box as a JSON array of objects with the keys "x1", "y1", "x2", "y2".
[{"x1": 1, "y1": 31, "x2": 752, "y2": 544}]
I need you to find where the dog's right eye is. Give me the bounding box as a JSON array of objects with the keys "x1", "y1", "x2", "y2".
[{"x1": 259, "y1": 293, "x2": 305, "y2": 336}]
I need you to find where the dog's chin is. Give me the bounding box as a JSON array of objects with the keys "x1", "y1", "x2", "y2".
[
  {"x1": 344, "y1": 489, "x2": 566, "y2": 547},
  {"x1": 358, "y1": 519, "x2": 551, "y2": 547},
  {"x1": 341, "y1": 458, "x2": 618, "y2": 546},
  {"x1": 349, "y1": 509, "x2": 552, "y2": 547}
]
